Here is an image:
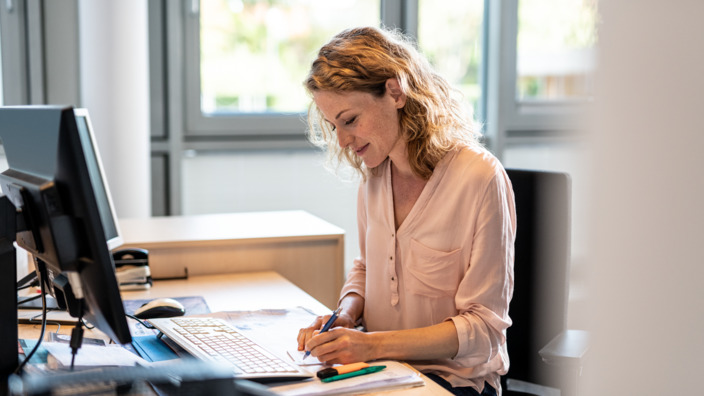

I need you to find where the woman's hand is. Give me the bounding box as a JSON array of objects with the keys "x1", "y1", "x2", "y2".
[
  {"x1": 296, "y1": 311, "x2": 357, "y2": 354},
  {"x1": 302, "y1": 327, "x2": 378, "y2": 365},
  {"x1": 297, "y1": 293, "x2": 365, "y2": 355},
  {"x1": 299, "y1": 320, "x2": 461, "y2": 365}
]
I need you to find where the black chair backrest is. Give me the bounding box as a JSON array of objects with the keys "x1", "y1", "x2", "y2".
[{"x1": 503, "y1": 169, "x2": 571, "y2": 391}]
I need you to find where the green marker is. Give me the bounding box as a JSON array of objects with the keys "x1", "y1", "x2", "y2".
[{"x1": 321, "y1": 365, "x2": 387, "y2": 383}]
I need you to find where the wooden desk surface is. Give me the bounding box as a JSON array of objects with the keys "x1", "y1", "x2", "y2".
[
  {"x1": 121, "y1": 271, "x2": 330, "y2": 314},
  {"x1": 19, "y1": 272, "x2": 451, "y2": 395}
]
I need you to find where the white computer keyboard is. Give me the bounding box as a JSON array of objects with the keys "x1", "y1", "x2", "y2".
[{"x1": 148, "y1": 317, "x2": 312, "y2": 380}]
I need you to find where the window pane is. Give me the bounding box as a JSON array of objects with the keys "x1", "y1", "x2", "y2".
[
  {"x1": 417, "y1": 0, "x2": 484, "y2": 121},
  {"x1": 200, "y1": 0, "x2": 380, "y2": 115},
  {"x1": 517, "y1": 0, "x2": 598, "y2": 101}
]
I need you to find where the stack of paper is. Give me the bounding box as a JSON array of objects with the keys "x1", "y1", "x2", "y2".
[
  {"x1": 269, "y1": 360, "x2": 425, "y2": 396},
  {"x1": 116, "y1": 265, "x2": 152, "y2": 290}
]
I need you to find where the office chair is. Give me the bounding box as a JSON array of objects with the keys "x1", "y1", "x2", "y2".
[{"x1": 502, "y1": 169, "x2": 587, "y2": 396}]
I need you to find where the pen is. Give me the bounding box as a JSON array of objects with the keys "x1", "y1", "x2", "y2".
[
  {"x1": 303, "y1": 307, "x2": 342, "y2": 360},
  {"x1": 321, "y1": 365, "x2": 386, "y2": 383}
]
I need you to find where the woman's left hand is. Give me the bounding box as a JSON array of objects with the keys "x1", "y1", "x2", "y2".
[{"x1": 305, "y1": 326, "x2": 378, "y2": 365}]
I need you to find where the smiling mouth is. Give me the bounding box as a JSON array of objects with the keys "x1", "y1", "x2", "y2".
[{"x1": 355, "y1": 144, "x2": 369, "y2": 155}]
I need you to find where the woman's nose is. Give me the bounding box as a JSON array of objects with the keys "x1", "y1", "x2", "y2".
[{"x1": 337, "y1": 129, "x2": 353, "y2": 149}]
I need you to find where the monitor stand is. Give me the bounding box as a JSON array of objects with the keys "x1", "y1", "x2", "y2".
[{"x1": 0, "y1": 196, "x2": 18, "y2": 394}]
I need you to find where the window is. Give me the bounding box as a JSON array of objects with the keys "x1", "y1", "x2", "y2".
[
  {"x1": 516, "y1": 0, "x2": 598, "y2": 101},
  {"x1": 417, "y1": 0, "x2": 484, "y2": 122},
  {"x1": 496, "y1": 0, "x2": 599, "y2": 276},
  {"x1": 186, "y1": 0, "x2": 380, "y2": 136},
  {"x1": 200, "y1": 0, "x2": 380, "y2": 116},
  {"x1": 183, "y1": 0, "x2": 489, "y2": 137}
]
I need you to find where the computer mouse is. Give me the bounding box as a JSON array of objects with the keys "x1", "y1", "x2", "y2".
[{"x1": 134, "y1": 297, "x2": 186, "y2": 319}]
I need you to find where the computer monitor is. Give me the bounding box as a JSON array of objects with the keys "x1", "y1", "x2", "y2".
[
  {"x1": 72, "y1": 108, "x2": 122, "y2": 251},
  {"x1": 0, "y1": 106, "x2": 131, "y2": 378}
]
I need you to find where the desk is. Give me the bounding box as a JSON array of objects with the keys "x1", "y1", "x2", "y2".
[
  {"x1": 18, "y1": 272, "x2": 451, "y2": 396},
  {"x1": 122, "y1": 271, "x2": 330, "y2": 313},
  {"x1": 118, "y1": 211, "x2": 345, "y2": 309}
]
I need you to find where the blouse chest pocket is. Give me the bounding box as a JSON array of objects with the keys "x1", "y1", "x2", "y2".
[{"x1": 405, "y1": 239, "x2": 463, "y2": 298}]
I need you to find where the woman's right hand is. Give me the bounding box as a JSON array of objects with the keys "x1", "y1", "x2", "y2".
[{"x1": 296, "y1": 310, "x2": 357, "y2": 353}]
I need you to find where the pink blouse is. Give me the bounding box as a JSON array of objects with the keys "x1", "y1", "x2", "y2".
[{"x1": 340, "y1": 145, "x2": 516, "y2": 392}]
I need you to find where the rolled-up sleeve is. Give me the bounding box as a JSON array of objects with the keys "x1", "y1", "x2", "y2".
[
  {"x1": 450, "y1": 170, "x2": 516, "y2": 366},
  {"x1": 339, "y1": 183, "x2": 368, "y2": 302}
]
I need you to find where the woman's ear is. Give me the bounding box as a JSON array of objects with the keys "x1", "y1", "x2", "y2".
[{"x1": 385, "y1": 78, "x2": 407, "y2": 109}]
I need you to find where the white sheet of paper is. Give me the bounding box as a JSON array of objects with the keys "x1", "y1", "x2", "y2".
[
  {"x1": 43, "y1": 342, "x2": 148, "y2": 369},
  {"x1": 287, "y1": 349, "x2": 322, "y2": 366}
]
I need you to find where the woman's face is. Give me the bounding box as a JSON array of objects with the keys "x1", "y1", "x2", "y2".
[{"x1": 313, "y1": 79, "x2": 407, "y2": 169}]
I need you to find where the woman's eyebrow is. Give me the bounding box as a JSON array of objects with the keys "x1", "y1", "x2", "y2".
[
  {"x1": 335, "y1": 108, "x2": 351, "y2": 120},
  {"x1": 322, "y1": 108, "x2": 351, "y2": 125}
]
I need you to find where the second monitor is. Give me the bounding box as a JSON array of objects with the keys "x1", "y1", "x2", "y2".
[{"x1": 0, "y1": 106, "x2": 131, "y2": 378}]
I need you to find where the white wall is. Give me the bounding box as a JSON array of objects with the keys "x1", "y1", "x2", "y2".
[
  {"x1": 78, "y1": 0, "x2": 151, "y2": 219},
  {"x1": 181, "y1": 149, "x2": 359, "y2": 273},
  {"x1": 581, "y1": 1, "x2": 704, "y2": 394}
]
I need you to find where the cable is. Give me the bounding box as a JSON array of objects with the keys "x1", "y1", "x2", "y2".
[
  {"x1": 16, "y1": 272, "x2": 38, "y2": 290},
  {"x1": 17, "y1": 293, "x2": 42, "y2": 305},
  {"x1": 80, "y1": 318, "x2": 95, "y2": 330},
  {"x1": 126, "y1": 314, "x2": 155, "y2": 329},
  {"x1": 69, "y1": 321, "x2": 83, "y2": 370},
  {"x1": 17, "y1": 283, "x2": 37, "y2": 291},
  {"x1": 69, "y1": 302, "x2": 85, "y2": 370},
  {"x1": 14, "y1": 263, "x2": 49, "y2": 374},
  {"x1": 50, "y1": 322, "x2": 62, "y2": 335}
]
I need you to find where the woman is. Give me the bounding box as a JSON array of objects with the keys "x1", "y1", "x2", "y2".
[{"x1": 297, "y1": 26, "x2": 516, "y2": 396}]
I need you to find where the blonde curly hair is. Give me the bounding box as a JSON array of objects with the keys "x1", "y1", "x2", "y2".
[{"x1": 305, "y1": 26, "x2": 481, "y2": 180}]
